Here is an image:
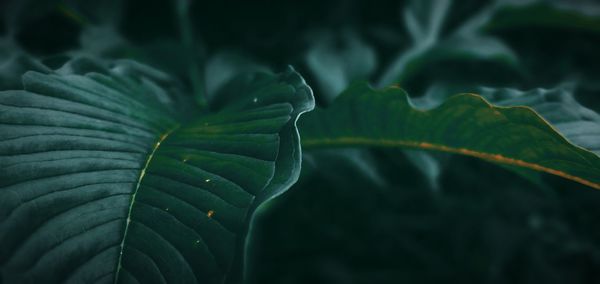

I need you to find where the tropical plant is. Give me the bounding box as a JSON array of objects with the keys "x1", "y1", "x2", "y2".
[{"x1": 1, "y1": 0, "x2": 600, "y2": 283}]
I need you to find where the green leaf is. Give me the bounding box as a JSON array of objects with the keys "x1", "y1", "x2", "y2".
[
  {"x1": 304, "y1": 30, "x2": 377, "y2": 102},
  {"x1": 411, "y1": 83, "x2": 600, "y2": 186},
  {"x1": 204, "y1": 66, "x2": 315, "y2": 282},
  {"x1": 371, "y1": 0, "x2": 600, "y2": 190},
  {"x1": 0, "y1": 58, "x2": 314, "y2": 283},
  {"x1": 299, "y1": 82, "x2": 600, "y2": 190},
  {"x1": 482, "y1": 1, "x2": 600, "y2": 106},
  {"x1": 376, "y1": 0, "x2": 518, "y2": 88},
  {"x1": 479, "y1": 85, "x2": 600, "y2": 155}
]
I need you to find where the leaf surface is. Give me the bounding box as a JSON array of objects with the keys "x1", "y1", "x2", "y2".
[
  {"x1": 299, "y1": 82, "x2": 600, "y2": 190},
  {"x1": 0, "y1": 58, "x2": 313, "y2": 283},
  {"x1": 479, "y1": 86, "x2": 600, "y2": 155}
]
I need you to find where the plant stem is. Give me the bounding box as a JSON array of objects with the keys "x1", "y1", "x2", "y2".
[{"x1": 176, "y1": 0, "x2": 207, "y2": 108}]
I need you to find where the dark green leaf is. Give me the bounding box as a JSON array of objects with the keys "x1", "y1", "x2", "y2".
[
  {"x1": 480, "y1": 85, "x2": 600, "y2": 155},
  {"x1": 0, "y1": 58, "x2": 314, "y2": 283},
  {"x1": 299, "y1": 82, "x2": 600, "y2": 190},
  {"x1": 409, "y1": 83, "x2": 600, "y2": 187}
]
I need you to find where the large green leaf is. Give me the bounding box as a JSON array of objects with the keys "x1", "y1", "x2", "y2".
[
  {"x1": 299, "y1": 82, "x2": 600, "y2": 190},
  {"x1": 0, "y1": 58, "x2": 313, "y2": 283},
  {"x1": 367, "y1": 0, "x2": 600, "y2": 191},
  {"x1": 405, "y1": 83, "x2": 600, "y2": 188}
]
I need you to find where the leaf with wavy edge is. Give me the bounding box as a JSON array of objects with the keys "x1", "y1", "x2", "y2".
[
  {"x1": 479, "y1": 86, "x2": 600, "y2": 155},
  {"x1": 299, "y1": 82, "x2": 600, "y2": 190},
  {"x1": 407, "y1": 84, "x2": 600, "y2": 188},
  {"x1": 0, "y1": 57, "x2": 314, "y2": 283}
]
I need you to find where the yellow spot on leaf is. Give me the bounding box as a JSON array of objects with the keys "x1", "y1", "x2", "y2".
[
  {"x1": 418, "y1": 142, "x2": 434, "y2": 148},
  {"x1": 207, "y1": 210, "x2": 215, "y2": 218}
]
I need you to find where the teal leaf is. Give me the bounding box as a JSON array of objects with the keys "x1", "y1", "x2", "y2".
[
  {"x1": 377, "y1": 0, "x2": 518, "y2": 88},
  {"x1": 304, "y1": 30, "x2": 377, "y2": 102},
  {"x1": 0, "y1": 58, "x2": 314, "y2": 283}
]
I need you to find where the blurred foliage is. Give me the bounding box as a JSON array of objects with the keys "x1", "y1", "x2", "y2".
[
  {"x1": 2, "y1": 0, "x2": 600, "y2": 283},
  {"x1": 251, "y1": 153, "x2": 600, "y2": 284}
]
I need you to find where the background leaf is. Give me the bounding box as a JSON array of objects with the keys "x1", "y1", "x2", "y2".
[{"x1": 304, "y1": 30, "x2": 377, "y2": 103}]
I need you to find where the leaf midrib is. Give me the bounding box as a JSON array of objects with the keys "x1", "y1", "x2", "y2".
[
  {"x1": 113, "y1": 126, "x2": 180, "y2": 284},
  {"x1": 302, "y1": 136, "x2": 600, "y2": 190}
]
